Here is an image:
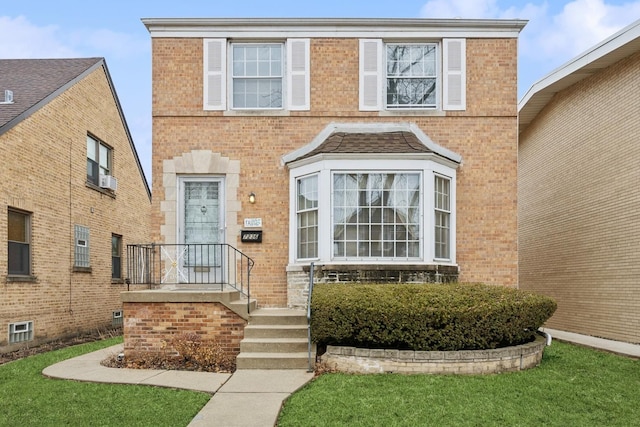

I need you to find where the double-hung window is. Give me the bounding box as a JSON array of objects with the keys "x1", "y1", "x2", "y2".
[
  {"x1": 232, "y1": 43, "x2": 283, "y2": 109},
  {"x1": 87, "y1": 134, "x2": 112, "y2": 186},
  {"x1": 112, "y1": 234, "x2": 122, "y2": 279},
  {"x1": 8, "y1": 208, "x2": 31, "y2": 276},
  {"x1": 296, "y1": 175, "x2": 318, "y2": 259},
  {"x1": 359, "y1": 38, "x2": 466, "y2": 111},
  {"x1": 386, "y1": 44, "x2": 437, "y2": 109},
  {"x1": 434, "y1": 175, "x2": 451, "y2": 260},
  {"x1": 203, "y1": 38, "x2": 310, "y2": 111}
]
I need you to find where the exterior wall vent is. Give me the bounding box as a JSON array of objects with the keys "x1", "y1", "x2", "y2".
[{"x1": 8, "y1": 321, "x2": 34, "y2": 344}]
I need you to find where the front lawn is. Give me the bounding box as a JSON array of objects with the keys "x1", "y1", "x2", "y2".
[
  {"x1": 0, "y1": 337, "x2": 211, "y2": 426},
  {"x1": 279, "y1": 341, "x2": 640, "y2": 426}
]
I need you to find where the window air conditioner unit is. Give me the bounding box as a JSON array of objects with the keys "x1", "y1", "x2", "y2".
[{"x1": 99, "y1": 174, "x2": 118, "y2": 191}]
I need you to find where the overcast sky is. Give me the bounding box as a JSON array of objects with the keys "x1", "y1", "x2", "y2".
[{"x1": 1, "y1": 0, "x2": 639, "y2": 184}]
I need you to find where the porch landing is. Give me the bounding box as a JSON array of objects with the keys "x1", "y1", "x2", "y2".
[{"x1": 121, "y1": 288, "x2": 257, "y2": 320}]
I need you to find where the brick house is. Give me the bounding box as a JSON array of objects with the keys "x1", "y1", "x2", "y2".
[
  {"x1": 0, "y1": 58, "x2": 151, "y2": 353},
  {"x1": 519, "y1": 19, "x2": 640, "y2": 344},
  {"x1": 126, "y1": 18, "x2": 525, "y2": 367}
]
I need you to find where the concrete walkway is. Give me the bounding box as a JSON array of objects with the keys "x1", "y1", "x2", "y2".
[
  {"x1": 541, "y1": 328, "x2": 640, "y2": 358},
  {"x1": 42, "y1": 344, "x2": 314, "y2": 427}
]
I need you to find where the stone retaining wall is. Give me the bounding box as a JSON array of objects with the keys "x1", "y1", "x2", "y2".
[{"x1": 321, "y1": 335, "x2": 547, "y2": 374}]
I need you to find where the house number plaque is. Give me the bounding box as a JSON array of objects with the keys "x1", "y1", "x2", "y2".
[{"x1": 241, "y1": 230, "x2": 263, "y2": 243}]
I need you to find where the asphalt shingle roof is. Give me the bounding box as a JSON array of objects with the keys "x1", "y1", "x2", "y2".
[
  {"x1": 296, "y1": 131, "x2": 434, "y2": 161},
  {"x1": 0, "y1": 58, "x2": 102, "y2": 130}
]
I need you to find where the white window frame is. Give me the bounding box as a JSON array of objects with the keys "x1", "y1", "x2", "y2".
[
  {"x1": 231, "y1": 42, "x2": 284, "y2": 110},
  {"x1": 288, "y1": 158, "x2": 456, "y2": 266},
  {"x1": 359, "y1": 38, "x2": 466, "y2": 112},
  {"x1": 385, "y1": 43, "x2": 439, "y2": 109},
  {"x1": 87, "y1": 134, "x2": 112, "y2": 186},
  {"x1": 296, "y1": 174, "x2": 319, "y2": 260},
  {"x1": 204, "y1": 38, "x2": 310, "y2": 111}
]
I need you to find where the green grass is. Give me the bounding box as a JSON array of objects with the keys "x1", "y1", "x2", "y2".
[
  {"x1": 279, "y1": 341, "x2": 640, "y2": 427},
  {"x1": 0, "y1": 337, "x2": 211, "y2": 426}
]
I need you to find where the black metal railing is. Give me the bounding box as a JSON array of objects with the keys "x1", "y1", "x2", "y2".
[
  {"x1": 126, "y1": 243, "x2": 254, "y2": 302},
  {"x1": 307, "y1": 262, "x2": 315, "y2": 372}
]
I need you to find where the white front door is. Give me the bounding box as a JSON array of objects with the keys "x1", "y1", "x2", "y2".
[{"x1": 178, "y1": 177, "x2": 225, "y2": 283}]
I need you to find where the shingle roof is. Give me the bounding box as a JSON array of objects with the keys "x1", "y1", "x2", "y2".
[
  {"x1": 296, "y1": 131, "x2": 434, "y2": 161},
  {"x1": 0, "y1": 58, "x2": 103, "y2": 130}
]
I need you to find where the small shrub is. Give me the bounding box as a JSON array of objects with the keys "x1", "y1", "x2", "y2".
[
  {"x1": 171, "y1": 333, "x2": 233, "y2": 372},
  {"x1": 103, "y1": 333, "x2": 234, "y2": 372},
  {"x1": 311, "y1": 283, "x2": 556, "y2": 351}
]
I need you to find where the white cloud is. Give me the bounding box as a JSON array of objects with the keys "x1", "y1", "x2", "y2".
[
  {"x1": 535, "y1": 0, "x2": 640, "y2": 59},
  {"x1": 0, "y1": 16, "x2": 78, "y2": 58},
  {"x1": 419, "y1": 0, "x2": 640, "y2": 95},
  {"x1": 0, "y1": 15, "x2": 147, "y2": 60}
]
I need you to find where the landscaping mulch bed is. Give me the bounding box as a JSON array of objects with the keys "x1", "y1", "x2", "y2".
[{"x1": 0, "y1": 328, "x2": 122, "y2": 366}]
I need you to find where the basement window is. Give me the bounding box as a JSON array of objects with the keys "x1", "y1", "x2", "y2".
[{"x1": 9, "y1": 321, "x2": 34, "y2": 344}]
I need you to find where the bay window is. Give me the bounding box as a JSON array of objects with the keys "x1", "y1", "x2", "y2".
[{"x1": 289, "y1": 159, "x2": 456, "y2": 265}]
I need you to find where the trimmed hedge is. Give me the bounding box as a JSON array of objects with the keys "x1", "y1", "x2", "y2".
[{"x1": 310, "y1": 283, "x2": 557, "y2": 351}]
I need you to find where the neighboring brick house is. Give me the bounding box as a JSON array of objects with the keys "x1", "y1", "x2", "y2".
[
  {"x1": 0, "y1": 58, "x2": 151, "y2": 353},
  {"x1": 128, "y1": 18, "x2": 525, "y2": 362},
  {"x1": 519, "y1": 19, "x2": 640, "y2": 344}
]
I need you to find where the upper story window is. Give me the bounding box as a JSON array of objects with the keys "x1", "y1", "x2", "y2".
[
  {"x1": 386, "y1": 44, "x2": 437, "y2": 109},
  {"x1": 232, "y1": 44, "x2": 283, "y2": 109},
  {"x1": 87, "y1": 134, "x2": 112, "y2": 186},
  {"x1": 360, "y1": 38, "x2": 466, "y2": 112},
  {"x1": 204, "y1": 38, "x2": 309, "y2": 111},
  {"x1": 8, "y1": 208, "x2": 31, "y2": 276}
]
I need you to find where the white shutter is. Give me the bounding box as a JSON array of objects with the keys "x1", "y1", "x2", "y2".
[
  {"x1": 359, "y1": 39, "x2": 382, "y2": 111},
  {"x1": 287, "y1": 38, "x2": 310, "y2": 111},
  {"x1": 443, "y1": 38, "x2": 466, "y2": 111},
  {"x1": 203, "y1": 39, "x2": 226, "y2": 110}
]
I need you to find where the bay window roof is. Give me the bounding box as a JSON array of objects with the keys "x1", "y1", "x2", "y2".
[{"x1": 282, "y1": 122, "x2": 462, "y2": 167}]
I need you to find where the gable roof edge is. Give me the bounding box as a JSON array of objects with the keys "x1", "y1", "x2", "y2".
[
  {"x1": 0, "y1": 58, "x2": 103, "y2": 138},
  {"x1": 100, "y1": 60, "x2": 152, "y2": 201},
  {"x1": 518, "y1": 18, "x2": 640, "y2": 134}
]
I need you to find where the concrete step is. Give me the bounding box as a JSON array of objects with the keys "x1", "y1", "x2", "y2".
[
  {"x1": 243, "y1": 324, "x2": 308, "y2": 339},
  {"x1": 240, "y1": 337, "x2": 309, "y2": 353},
  {"x1": 236, "y1": 352, "x2": 313, "y2": 370},
  {"x1": 226, "y1": 298, "x2": 258, "y2": 320},
  {"x1": 248, "y1": 308, "x2": 307, "y2": 326}
]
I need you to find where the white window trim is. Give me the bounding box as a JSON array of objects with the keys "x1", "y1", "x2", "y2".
[
  {"x1": 358, "y1": 38, "x2": 466, "y2": 112},
  {"x1": 288, "y1": 158, "x2": 456, "y2": 266},
  {"x1": 385, "y1": 42, "x2": 440, "y2": 110},
  {"x1": 204, "y1": 38, "x2": 310, "y2": 112}
]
